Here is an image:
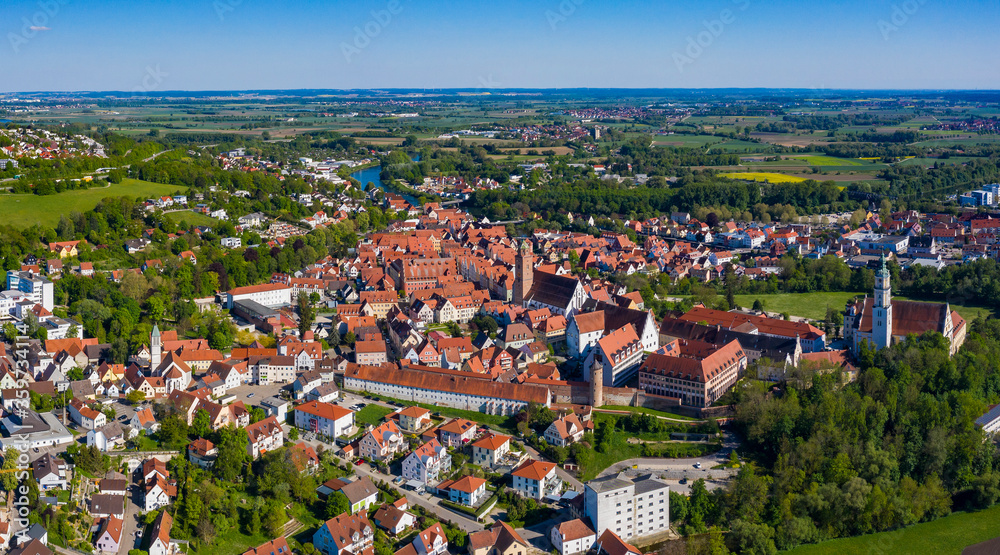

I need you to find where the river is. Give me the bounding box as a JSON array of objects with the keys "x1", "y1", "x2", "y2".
[{"x1": 349, "y1": 153, "x2": 421, "y2": 205}]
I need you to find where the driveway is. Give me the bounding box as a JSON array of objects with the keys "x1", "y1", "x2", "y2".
[{"x1": 518, "y1": 513, "x2": 565, "y2": 552}]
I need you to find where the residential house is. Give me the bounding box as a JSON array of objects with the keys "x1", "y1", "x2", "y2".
[
  {"x1": 471, "y1": 433, "x2": 511, "y2": 468},
  {"x1": 91, "y1": 494, "x2": 126, "y2": 519},
  {"x1": 241, "y1": 538, "x2": 291, "y2": 555},
  {"x1": 144, "y1": 476, "x2": 176, "y2": 511},
  {"x1": 245, "y1": 415, "x2": 284, "y2": 459},
  {"x1": 397, "y1": 406, "x2": 432, "y2": 433},
  {"x1": 437, "y1": 418, "x2": 477, "y2": 448},
  {"x1": 401, "y1": 439, "x2": 451, "y2": 486},
  {"x1": 373, "y1": 499, "x2": 415, "y2": 535},
  {"x1": 68, "y1": 398, "x2": 106, "y2": 430},
  {"x1": 359, "y1": 420, "x2": 404, "y2": 462},
  {"x1": 32, "y1": 454, "x2": 67, "y2": 490},
  {"x1": 511, "y1": 459, "x2": 560, "y2": 501},
  {"x1": 148, "y1": 510, "x2": 173, "y2": 555},
  {"x1": 469, "y1": 522, "x2": 529, "y2": 555},
  {"x1": 312, "y1": 512, "x2": 374, "y2": 555},
  {"x1": 551, "y1": 520, "x2": 596, "y2": 555},
  {"x1": 544, "y1": 414, "x2": 587, "y2": 447},
  {"x1": 294, "y1": 400, "x2": 355, "y2": 438},
  {"x1": 188, "y1": 438, "x2": 218, "y2": 469},
  {"x1": 442, "y1": 476, "x2": 488, "y2": 507},
  {"x1": 94, "y1": 517, "x2": 124, "y2": 553},
  {"x1": 338, "y1": 476, "x2": 381, "y2": 513}
]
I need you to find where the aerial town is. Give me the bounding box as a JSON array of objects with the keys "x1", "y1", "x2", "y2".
[{"x1": 3, "y1": 3, "x2": 1000, "y2": 554}]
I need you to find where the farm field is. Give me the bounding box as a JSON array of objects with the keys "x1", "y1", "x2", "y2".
[
  {"x1": 784, "y1": 155, "x2": 865, "y2": 166},
  {"x1": 652, "y1": 134, "x2": 724, "y2": 147},
  {"x1": 0, "y1": 178, "x2": 183, "y2": 228},
  {"x1": 912, "y1": 137, "x2": 1000, "y2": 147},
  {"x1": 785, "y1": 505, "x2": 1000, "y2": 555},
  {"x1": 897, "y1": 156, "x2": 981, "y2": 166},
  {"x1": 720, "y1": 172, "x2": 808, "y2": 183},
  {"x1": 749, "y1": 131, "x2": 833, "y2": 147}
]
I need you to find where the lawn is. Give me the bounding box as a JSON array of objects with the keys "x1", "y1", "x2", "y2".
[
  {"x1": 596, "y1": 405, "x2": 702, "y2": 422},
  {"x1": 733, "y1": 292, "x2": 864, "y2": 321},
  {"x1": 362, "y1": 392, "x2": 517, "y2": 433},
  {"x1": 574, "y1": 427, "x2": 719, "y2": 481},
  {"x1": 190, "y1": 526, "x2": 271, "y2": 555},
  {"x1": 165, "y1": 210, "x2": 220, "y2": 228},
  {"x1": 720, "y1": 172, "x2": 809, "y2": 183},
  {"x1": 354, "y1": 404, "x2": 393, "y2": 427},
  {"x1": 0, "y1": 178, "x2": 185, "y2": 228},
  {"x1": 731, "y1": 293, "x2": 991, "y2": 322},
  {"x1": 785, "y1": 505, "x2": 1000, "y2": 555}
]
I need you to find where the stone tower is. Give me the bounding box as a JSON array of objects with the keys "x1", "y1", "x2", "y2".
[
  {"x1": 150, "y1": 324, "x2": 162, "y2": 367},
  {"x1": 590, "y1": 352, "x2": 604, "y2": 408},
  {"x1": 872, "y1": 254, "x2": 893, "y2": 350},
  {"x1": 513, "y1": 239, "x2": 533, "y2": 307}
]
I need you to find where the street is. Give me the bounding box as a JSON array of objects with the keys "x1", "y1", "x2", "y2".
[{"x1": 121, "y1": 480, "x2": 145, "y2": 551}]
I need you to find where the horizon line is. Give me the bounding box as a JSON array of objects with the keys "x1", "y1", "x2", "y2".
[{"x1": 3, "y1": 87, "x2": 1000, "y2": 95}]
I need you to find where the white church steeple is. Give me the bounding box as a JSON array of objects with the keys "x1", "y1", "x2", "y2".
[{"x1": 872, "y1": 254, "x2": 893, "y2": 349}]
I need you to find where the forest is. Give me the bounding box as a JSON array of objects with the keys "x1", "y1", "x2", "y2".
[{"x1": 667, "y1": 320, "x2": 1000, "y2": 554}]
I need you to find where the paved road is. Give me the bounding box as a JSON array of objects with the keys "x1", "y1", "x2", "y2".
[
  {"x1": 353, "y1": 458, "x2": 486, "y2": 533},
  {"x1": 122, "y1": 480, "x2": 145, "y2": 551}
]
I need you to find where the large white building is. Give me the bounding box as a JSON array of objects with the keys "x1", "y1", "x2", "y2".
[
  {"x1": 344, "y1": 363, "x2": 550, "y2": 415},
  {"x1": 224, "y1": 283, "x2": 292, "y2": 309},
  {"x1": 6, "y1": 270, "x2": 54, "y2": 311},
  {"x1": 584, "y1": 473, "x2": 669, "y2": 541},
  {"x1": 294, "y1": 400, "x2": 355, "y2": 438}
]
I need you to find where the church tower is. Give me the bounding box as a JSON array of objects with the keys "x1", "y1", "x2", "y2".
[
  {"x1": 151, "y1": 324, "x2": 162, "y2": 367},
  {"x1": 513, "y1": 239, "x2": 533, "y2": 307},
  {"x1": 872, "y1": 254, "x2": 893, "y2": 350}
]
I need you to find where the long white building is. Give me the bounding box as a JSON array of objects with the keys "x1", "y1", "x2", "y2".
[
  {"x1": 6, "y1": 270, "x2": 54, "y2": 311},
  {"x1": 584, "y1": 473, "x2": 669, "y2": 541},
  {"x1": 224, "y1": 283, "x2": 292, "y2": 309},
  {"x1": 344, "y1": 363, "x2": 549, "y2": 415}
]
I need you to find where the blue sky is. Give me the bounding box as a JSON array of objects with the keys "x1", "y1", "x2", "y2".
[{"x1": 2, "y1": 0, "x2": 997, "y2": 92}]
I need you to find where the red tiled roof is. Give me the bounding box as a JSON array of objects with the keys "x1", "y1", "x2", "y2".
[
  {"x1": 295, "y1": 400, "x2": 353, "y2": 421},
  {"x1": 512, "y1": 459, "x2": 556, "y2": 481},
  {"x1": 471, "y1": 432, "x2": 510, "y2": 451}
]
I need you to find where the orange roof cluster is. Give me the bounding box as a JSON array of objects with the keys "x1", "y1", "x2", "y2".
[{"x1": 640, "y1": 338, "x2": 746, "y2": 384}]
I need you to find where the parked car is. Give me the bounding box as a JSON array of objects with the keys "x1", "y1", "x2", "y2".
[{"x1": 247, "y1": 393, "x2": 255, "y2": 398}]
